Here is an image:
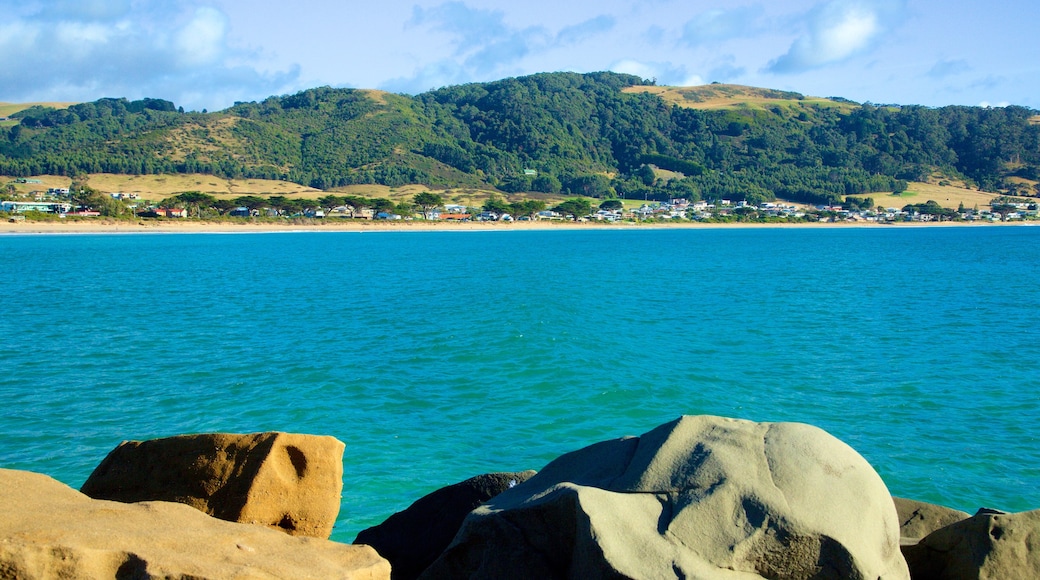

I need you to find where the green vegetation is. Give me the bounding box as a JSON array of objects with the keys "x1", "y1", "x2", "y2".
[{"x1": 1, "y1": 72, "x2": 1038, "y2": 209}]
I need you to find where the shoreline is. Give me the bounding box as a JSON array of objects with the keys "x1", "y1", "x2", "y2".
[{"x1": 2, "y1": 218, "x2": 1035, "y2": 235}]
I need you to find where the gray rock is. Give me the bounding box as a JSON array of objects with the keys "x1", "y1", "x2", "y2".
[
  {"x1": 421, "y1": 415, "x2": 909, "y2": 579},
  {"x1": 893, "y1": 497, "x2": 971, "y2": 544},
  {"x1": 355, "y1": 471, "x2": 537, "y2": 579},
  {"x1": 0, "y1": 468, "x2": 389, "y2": 580},
  {"x1": 902, "y1": 509, "x2": 1040, "y2": 579}
]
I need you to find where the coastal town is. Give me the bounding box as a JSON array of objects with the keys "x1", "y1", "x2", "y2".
[{"x1": 3, "y1": 183, "x2": 1038, "y2": 225}]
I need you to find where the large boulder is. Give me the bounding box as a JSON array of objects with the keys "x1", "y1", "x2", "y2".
[
  {"x1": 0, "y1": 468, "x2": 390, "y2": 580},
  {"x1": 893, "y1": 497, "x2": 971, "y2": 544},
  {"x1": 421, "y1": 415, "x2": 909, "y2": 579},
  {"x1": 355, "y1": 470, "x2": 537, "y2": 579},
  {"x1": 80, "y1": 431, "x2": 344, "y2": 538},
  {"x1": 901, "y1": 508, "x2": 1040, "y2": 579}
]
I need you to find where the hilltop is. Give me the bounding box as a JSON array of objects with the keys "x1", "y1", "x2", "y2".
[
  {"x1": 622, "y1": 83, "x2": 856, "y2": 113},
  {"x1": 1, "y1": 72, "x2": 1038, "y2": 210}
]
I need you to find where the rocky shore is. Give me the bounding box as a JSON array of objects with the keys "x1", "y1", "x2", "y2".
[{"x1": 2, "y1": 416, "x2": 1036, "y2": 579}]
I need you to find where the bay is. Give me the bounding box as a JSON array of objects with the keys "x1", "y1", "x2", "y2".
[{"x1": 1, "y1": 226, "x2": 1038, "y2": 542}]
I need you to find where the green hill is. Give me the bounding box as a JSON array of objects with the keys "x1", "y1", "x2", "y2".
[{"x1": 1, "y1": 72, "x2": 1038, "y2": 206}]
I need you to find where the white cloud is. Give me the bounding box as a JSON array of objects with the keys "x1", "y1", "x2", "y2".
[
  {"x1": 175, "y1": 7, "x2": 227, "y2": 66},
  {"x1": 0, "y1": 2, "x2": 298, "y2": 111},
  {"x1": 767, "y1": 0, "x2": 901, "y2": 73}
]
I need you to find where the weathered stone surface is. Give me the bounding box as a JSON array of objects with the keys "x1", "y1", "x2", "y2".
[
  {"x1": 421, "y1": 415, "x2": 909, "y2": 580},
  {"x1": 0, "y1": 468, "x2": 390, "y2": 580},
  {"x1": 80, "y1": 431, "x2": 344, "y2": 538},
  {"x1": 894, "y1": 497, "x2": 971, "y2": 544},
  {"x1": 355, "y1": 470, "x2": 537, "y2": 579},
  {"x1": 901, "y1": 509, "x2": 1040, "y2": 579}
]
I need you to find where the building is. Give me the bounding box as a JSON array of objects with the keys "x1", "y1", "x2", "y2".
[{"x1": 1, "y1": 201, "x2": 73, "y2": 214}]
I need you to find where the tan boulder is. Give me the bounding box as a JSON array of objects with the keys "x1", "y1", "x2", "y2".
[
  {"x1": 893, "y1": 497, "x2": 971, "y2": 544},
  {"x1": 80, "y1": 432, "x2": 344, "y2": 538},
  {"x1": 422, "y1": 415, "x2": 909, "y2": 579},
  {"x1": 902, "y1": 508, "x2": 1040, "y2": 579},
  {"x1": 0, "y1": 468, "x2": 390, "y2": 580}
]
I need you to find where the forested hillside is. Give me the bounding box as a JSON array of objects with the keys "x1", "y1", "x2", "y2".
[{"x1": 2, "y1": 72, "x2": 1038, "y2": 206}]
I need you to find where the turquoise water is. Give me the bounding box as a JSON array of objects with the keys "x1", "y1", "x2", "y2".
[{"x1": 1, "y1": 226, "x2": 1038, "y2": 542}]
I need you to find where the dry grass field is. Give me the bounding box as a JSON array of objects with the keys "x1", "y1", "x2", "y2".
[
  {"x1": 851, "y1": 181, "x2": 1003, "y2": 210},
  {"x1": 3, "y1": 174, "x2": 1013, "y2": 212},
  {"x1": 0, "y1": 102, "x2": 76, "y2": 117},
  {"x1": 4, "y1": 174, "x2": 561, "y2": 208},
  {"x1": 622, "y1": 84, "x2": 857, "y2": 113}
]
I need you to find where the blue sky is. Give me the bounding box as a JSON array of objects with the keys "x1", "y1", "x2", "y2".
[{"x1": 1, "y1": 0, "x2": 1036, "y2": 111}]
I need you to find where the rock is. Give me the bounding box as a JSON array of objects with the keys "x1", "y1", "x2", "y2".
[
  {"x1": 0, "y1": 468, "x2": 390, "y2": 580},
  {"x1": 893, "y1": 497, "x2": 971, "y2": 544},
  {"x1": 421, "y1": 415, "x2": 909, "y2": 579},
  {"x1": 355, "y1": 470, "x2": 537, "y2": 579},
  {"x1": 901, "y1": 509, "x2": 1040, "y2": 579},
  {"x1": 80, "y1": 431, "x2": 344, "y2": 538}
]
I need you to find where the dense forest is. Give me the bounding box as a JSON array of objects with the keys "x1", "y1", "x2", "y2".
[{"x1": 2, "y1": 72, "x2": 1038, "y2": 206}]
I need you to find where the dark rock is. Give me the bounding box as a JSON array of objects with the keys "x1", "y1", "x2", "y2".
[{"x1": 355, "y1": 470, "x2": 536, "y2": 579}]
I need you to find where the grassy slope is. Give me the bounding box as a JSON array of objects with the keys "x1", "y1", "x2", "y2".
[
  {"x1": 3, "y1": 174, "x2": 558, "y2": 207},
  {"x1": 0, "y1": 102, "x2": 77, "y2": 117},
  {"x1": 860, "y1": 182, "x2": 1001, "y2": 210},
  {"x1": 622, "y1": 84, "x2": 858, "y2": 113}
]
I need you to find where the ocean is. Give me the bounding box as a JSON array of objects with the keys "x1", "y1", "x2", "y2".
[{"x1": 1, "y1": 226, "x2": 1038, "y2": 542}]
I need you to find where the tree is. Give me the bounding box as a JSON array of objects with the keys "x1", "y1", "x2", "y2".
[
  {"x1": 212, "y1": 199, "x2": 237, "y2": 214},
  {"x1": 413, "y1": 192, "x2": 444, "y2": 219},
  {"x1": 175, "y1": 191, "x2": 216, "y2": 218},
  {"x1": 342, "y1": 195, "x2": 370, "y2": 218},
  {"x1": 370, "y1": 197, "x2": 395, "y2": 217},
  {"x1": 553, "y1": 198, "x2": 592, "y2": 220},
  {"x1": 635, "y1": 164, "x2": 657, "y2": 186},
  {"x1": 599, "y1": 199, "x2": 623, "y2": 211},
  {"x1": 482, "y1": 195, "x2": 511, "y2": 215},
  {"x1": 510, "y1": 199, "x2": 547, "y2": 217},
  {"x1": 318, "y1": 194, "x2": 344, "y2": 213},
  {"x1": 232, "y1": 195, "x2": 267, "y2": 213}
]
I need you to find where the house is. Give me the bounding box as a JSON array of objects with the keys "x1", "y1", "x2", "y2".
[
  {"x1": 229, "y1": 207, "x2": 252, "y2": 217},
  {"x1": 1, "y1": 201, "x2": 73, "y2": 214}
]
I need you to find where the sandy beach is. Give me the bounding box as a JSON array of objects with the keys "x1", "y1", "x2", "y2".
[{"x1": 2, "y1": 218, "x2": 1030, "y2": 235}]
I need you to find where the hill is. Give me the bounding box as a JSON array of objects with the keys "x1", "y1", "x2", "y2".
[{"x1": 1, "y1": 72, "x2": 1038, "y2": 209}]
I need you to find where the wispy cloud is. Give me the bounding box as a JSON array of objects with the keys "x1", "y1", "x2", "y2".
[
  {"x1": 766, "y1": 0, "x2": 904, "y2": 74},
  {"x1": 557, "y1": 15, "x2": 616, "y2": 46},
  {"x1": 0, "y1": 1, "x2": 298, "y2": 110},
  {"x1": 610, "y1": 59, "x2": 704, "y2": 87},
  {"x1": 681, "y1": 6, "x2": 765, "y2": 47},
  {"x1": 389, "y1": 2, "x2": 616, "y2": 94},
  {"x1": 927, "y1": 59, "x2": 971, "y2": 79}
]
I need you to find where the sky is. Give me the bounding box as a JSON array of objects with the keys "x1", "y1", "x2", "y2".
[{"x1": 1, "y1": 0, "x2": 1037, "y2": 112}]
